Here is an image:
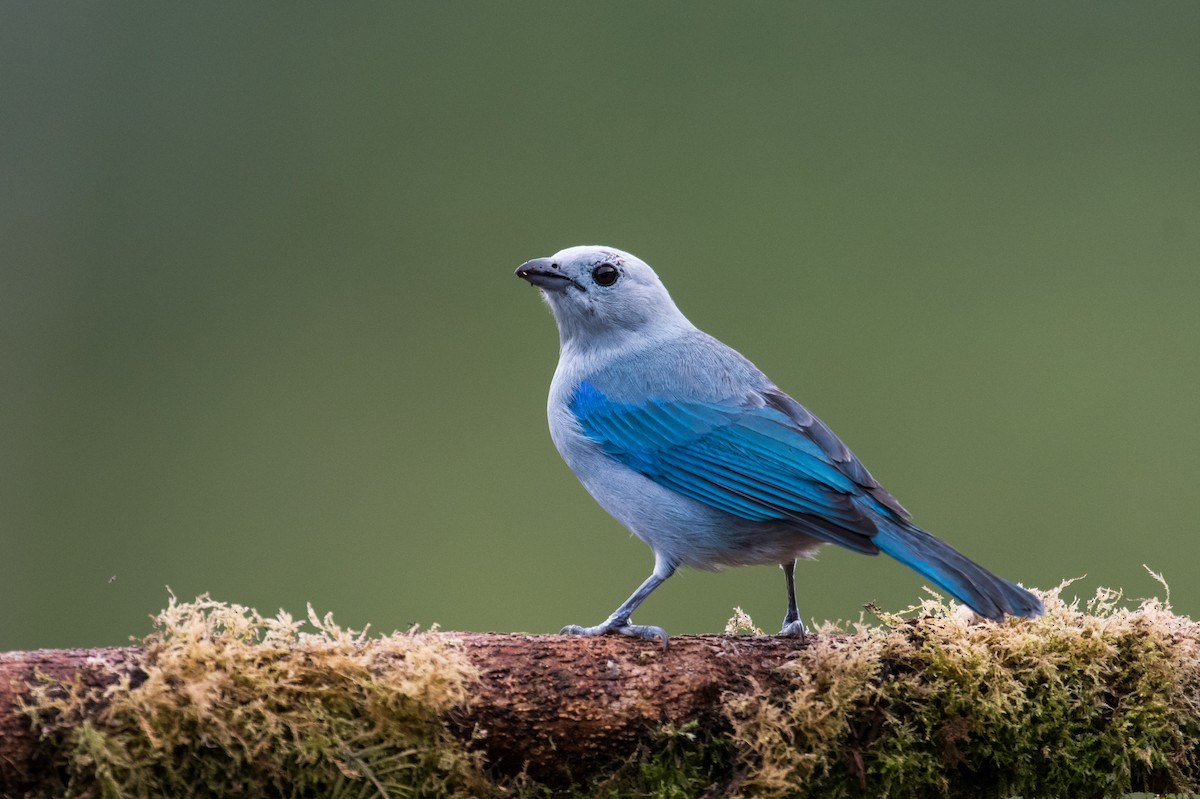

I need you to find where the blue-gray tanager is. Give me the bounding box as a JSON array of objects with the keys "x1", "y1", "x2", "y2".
[{"x1": 516, "y1": 245, "x2": 1043, "y2": 644}]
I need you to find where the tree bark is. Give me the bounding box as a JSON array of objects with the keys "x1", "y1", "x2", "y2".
[
  {"x1": 6, "y1": 619, "x2": 1198, "y2": 797},
  {"x1": 449, "y1": 633, "x2": 806, "y2": 782},
  {"x1": 0, "y1": 633, "x2": 808, "y2": 793}
]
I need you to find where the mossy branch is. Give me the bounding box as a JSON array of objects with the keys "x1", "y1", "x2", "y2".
[{"x1": 2, "y1": 585, "x2": 1198, "y2": 798}]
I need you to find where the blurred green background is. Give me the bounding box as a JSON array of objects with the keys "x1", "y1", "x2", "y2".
[{"x1": 3, "y1": 4, "x2": 1198, "y2": 650}]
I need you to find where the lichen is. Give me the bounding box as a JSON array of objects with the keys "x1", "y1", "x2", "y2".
[
  {"x1": 23, "y1": 594, "x2": 486, "y2": 798},
  {"x1": 726, "y1": 576, "x2": 1200, "y2": 798}
]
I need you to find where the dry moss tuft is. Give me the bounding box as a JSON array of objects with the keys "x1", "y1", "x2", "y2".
[
  {"x1": 24, "y1": 594, "x2": 486, "y2": 799},
  {"x1": 18, "y1": 582, "x2": 1200, "y2": 798},
  {"x1": 724, "y1": 607, "x2": 765, "y2": 636},
  {"x1": 726, "y1": 578, "x2": 1200, "y2": 798}
]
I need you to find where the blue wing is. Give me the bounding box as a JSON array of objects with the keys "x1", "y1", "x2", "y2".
[{"x1": 569, "y1": 380, "x2": 910, "y2": 553}]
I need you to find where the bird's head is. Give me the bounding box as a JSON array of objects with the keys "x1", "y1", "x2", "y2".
[{"x1": 515, "y1": 245, "x2": 690, "y2": 347}]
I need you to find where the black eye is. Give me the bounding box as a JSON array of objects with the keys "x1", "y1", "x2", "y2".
[{"x1": 592, "y1": 263, "x2": 619, "y2": 286}]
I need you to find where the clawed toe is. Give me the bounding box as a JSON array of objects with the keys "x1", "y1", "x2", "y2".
[
  {"x1": 780, "y1": 619, "x2": 808, "y2": 640},
  {"x1": 560, "y1": 620, "x2": 669, "y2": 649},
  {"x1": 619, "y1": 623, "x2": 669, "y2": 647}
]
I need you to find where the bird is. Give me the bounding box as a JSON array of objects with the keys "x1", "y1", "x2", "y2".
[{"x1": 515, "y1": 245, "x2": 1043, "y2": 646}]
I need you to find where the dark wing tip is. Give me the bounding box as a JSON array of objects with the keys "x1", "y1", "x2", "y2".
[{"x1": 761, "y1": 388, "x2": 912, "y2": 520}]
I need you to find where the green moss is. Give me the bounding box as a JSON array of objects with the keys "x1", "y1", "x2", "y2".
[
  {"x1": 20, "y1": 580, "x2": 1199, "y2": 798},
  {"x1": 726, "y1": 578, "x2": 1200, "y2": 798},
  {"x1": 596, "y1": 722, "x2": 733, "y2": 799},
  {"x1": 500, "y1": 721, "x2": 733, "y2": 799},
  {"x1": 24, "y1": 594, "x2": 486, "y2": 798}
]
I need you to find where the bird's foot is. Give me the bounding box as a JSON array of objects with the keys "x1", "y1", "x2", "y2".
[
  {"x1": 561, "y1": 618, "x2": 669, "y2": 650},
  {"x1": 780, "y1": 619, "x2": 808, "y2": 640}
]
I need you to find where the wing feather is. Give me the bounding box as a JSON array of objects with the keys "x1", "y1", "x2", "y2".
[{"x1": 569, "y1": 380, "x2": 898, "y2": 547}]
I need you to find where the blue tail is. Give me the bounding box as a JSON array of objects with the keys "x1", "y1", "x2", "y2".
[{"x1": 873, "y1": 521, "x2": 1043, "y2": 620}]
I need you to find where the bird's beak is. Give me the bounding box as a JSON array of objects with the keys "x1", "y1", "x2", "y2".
[{"x1": 515, "y1": 258, "x2": 582, "y2": 292}]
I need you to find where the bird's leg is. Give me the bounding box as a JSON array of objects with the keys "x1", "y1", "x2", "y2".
[
  {"x1": 562, "y1": 559, "x2": 676, "y2": 648},
  {"x1": 780, "y1": 560, "x2": 807, "y2": 638}
]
